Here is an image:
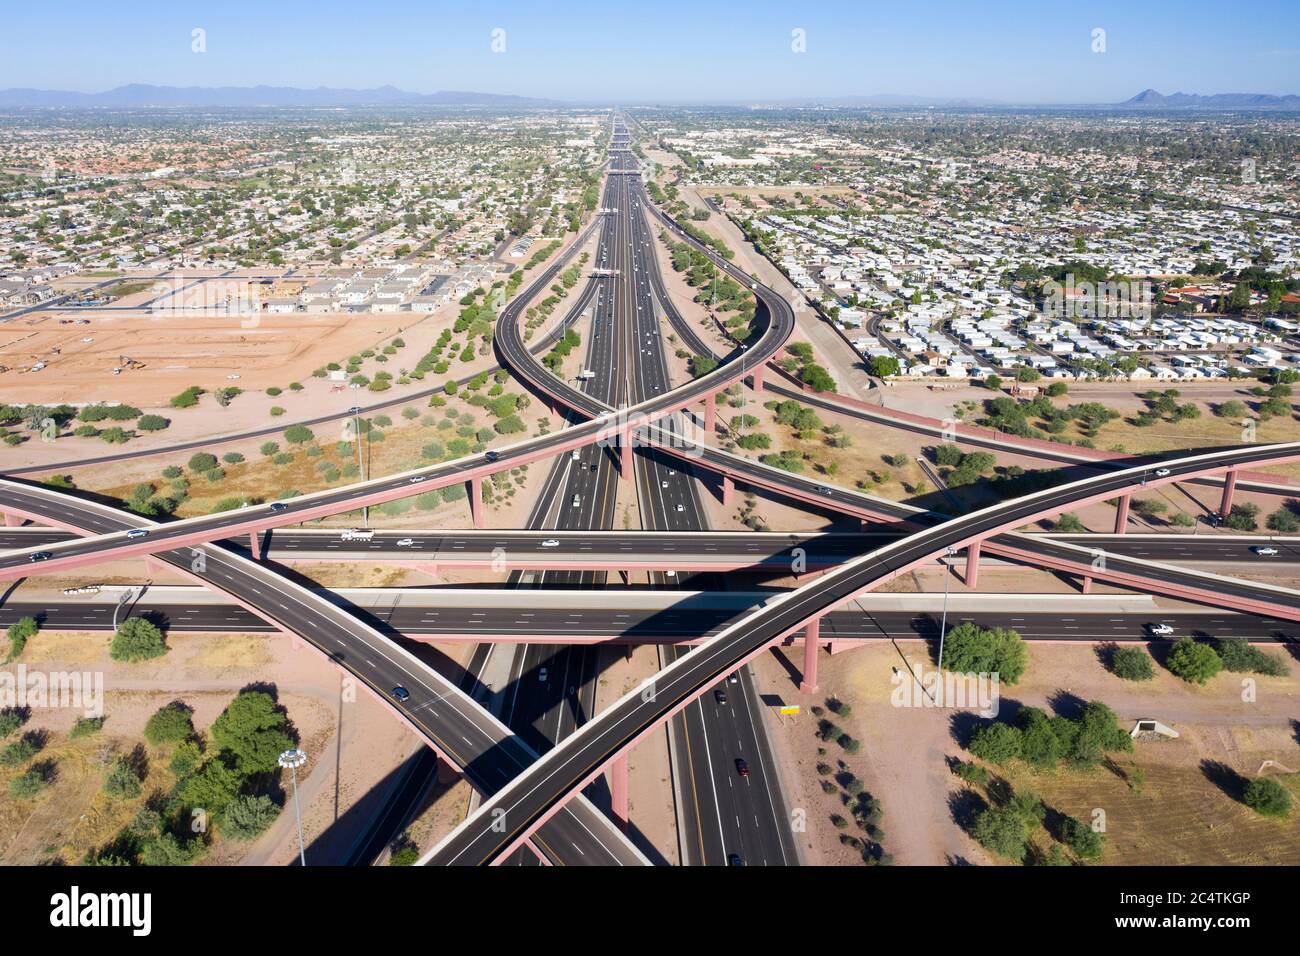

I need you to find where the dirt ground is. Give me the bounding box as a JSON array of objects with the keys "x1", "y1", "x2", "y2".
[
  {"x1": 751, "y1": 640, "x2": 1300, "y2": 866},
  {"x1": 0, "y1": 627, "x2": 473, "y2": 866}
]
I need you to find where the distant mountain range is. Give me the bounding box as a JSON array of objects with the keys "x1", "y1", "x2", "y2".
[
  {"x1": 757, "y1": 90, "x2": 1300, "y2": 110},
  {"x1": 0, "y1": 84, "x2": 555, "y2": 108},
  {"x1": 0, "y1": 84, "x2": 1296, "y2": 111},
  {"x1": 1117, "y1": 89, "x2": 1300, "y2": 110}
]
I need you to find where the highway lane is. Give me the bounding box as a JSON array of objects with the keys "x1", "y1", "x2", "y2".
[
  {"x1": 424, "y1": 437, "x2": 1300, "y2": 864},
  {"x1": 5, "y1": 527, "x2": 1295, "y2": 567},
  {"x1": 620, "y1": 150, "x2": 795, "y2": 867},
  {"x1": 468, "y1": 142, "x2": 640, "y2": 863},
  {"x1": 9, "y1": 601, "x2": 1293, "y2": 643}
]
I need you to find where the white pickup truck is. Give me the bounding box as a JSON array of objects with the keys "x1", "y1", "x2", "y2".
[{"x1": 340, "y1": 529, "x2": 375, "y2": 542}]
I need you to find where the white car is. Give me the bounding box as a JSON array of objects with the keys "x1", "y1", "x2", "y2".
[
  {"x1": 675, "y1": 503, "x2": 685, "y2": 512},
  {"x1": 408, "y1": 476, "x2": 426, "y2": 484},
  {"x1": 541, "y1": 539, "x2": 560, "y2": 548},
  {"x1": 1154, "y1": 468, "x2": 1171, "y2": 477},
  {"x1": 396, "y1": 538, "x2": 415, "y2": 548},
  {"x1": 1252, "y1": 546, "x2": 1280, "y2": 556},
  {"x1": 1148, "y1": 623, "x2": 1175, "y2": 636},
  {"x1": 661, "y1": 480, "x2": 669, "y2": 488}
]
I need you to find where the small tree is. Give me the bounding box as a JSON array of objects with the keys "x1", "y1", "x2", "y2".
[
  {"x1": 1243, "y1": 777, "x2": 1293, "y2": 818},
  {"x1": 1164, "y1": 637, "x2": 1221, "y2": 685},
  {"x1": 1060, "y1": 815, "x2": 1104, "y2": 859},
  {"x1": 110, "y1": 617, "x2": 167, "y2": 662}
]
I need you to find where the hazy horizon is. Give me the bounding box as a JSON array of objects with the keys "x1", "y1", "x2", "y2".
[{"x1": 3, "y1": 0, "x2": 1297, "y2": 105}]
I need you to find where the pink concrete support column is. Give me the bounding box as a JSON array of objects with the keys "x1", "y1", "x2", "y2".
[
  {"x1": 799, "y1": 617, "x2": 821, "y2": 694},
  {"x1": 2, "y1": 513, "x2": 21, "y2": 528},
  {"x1": 964, "y1": 540, "x2": 981, "y2": 589},
  {"x1": 720, "y1": 474, "x2": 734, "y2": 506},
  {"x1": 619, "y1": 428, "x2": 633, "y2": 481},
  {"x1": 1114, "y1": 494, "x2": 1131, "y2": 534},
  {"x1": 1219, "y1": 469, "x2": 1238, "y2": 517},
  {"x1": 249, "y1": 530, "x2": 262, "y2": 561},
  {"x1": 417, "y1": 562, "x2": 439, "y2": 582},
  {"x1": 860, "y1": 518, "x2": 871, "y2": 533},
  {"x1": 436, "y1": 755, "x2": 460, "y2": 786},
  {"x1": 1080, "y1": 575, "x2": 1093, "y2": 595},
  {"x1": 750, "y1": 363, "x2": 765, "y2": 392},
  {"x1": 610, "y1": 752, "x2": 629, "y2": 831},
  {"x1": 703, "y1": 392, "x2": 716, "y2": 436},
  {"x1": 468, "y1": 476, "x2": 484, "y2": 529}
]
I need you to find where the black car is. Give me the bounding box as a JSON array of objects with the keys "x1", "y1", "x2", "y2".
[
  {"x1": 269, "y1": 501, "x2": 289, "y2": 512},
  {"x1": 390, "y1": 686, "x2": 410, "y2": 702},
  {"x1": 727, "y1": 853, "x2": 745, "y2": 866},
  {"x1": 735, "y1": 758, "x2": 749, "y2": 777},
  {"x1": 30, "y1": 551, "x2": 52, "y2": 562},
  {"x1": 714, "y1": 688, "x2": 728, "y2": 705},
  {"x1": 484, "y1": 450, "x2": 501, "y2": 464}
]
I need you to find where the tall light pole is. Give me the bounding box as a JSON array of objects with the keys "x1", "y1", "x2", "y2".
[
  {"x1": 936, "y1": 547, "x2": 959, "y2": 676},
  {"x1": 279, "y1": 748, "x2": 308, "y2": 867}
]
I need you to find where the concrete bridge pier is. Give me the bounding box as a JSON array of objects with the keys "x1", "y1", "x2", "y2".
[
  {"x1": 2, "y1": 512, "x2": 22, "y2": 528},
  {"x1": 799, "y1": 616, "x2": 822, "y2": 694},
  {"x1": 965, "y1": 540, "x2": 982, "y2": 589},
  {"x1": 610, "y1": 752, "x2": 629, "y2": 831},
  {"x1": 1114, "y1": 494, "x2": 1131, "y2": 534},
  {"x1": 1219, "y1": 469, "x2": 1238, "y2": 516},
  {"x1": 619, "y1": 427, "x2": 633, "y2": 481},
  {"x1": 702, "y1": 392, "x2": 716, "y2": 436},
  {"x1": 467, "y1": 476, "x2": 484, "y2": 529}
]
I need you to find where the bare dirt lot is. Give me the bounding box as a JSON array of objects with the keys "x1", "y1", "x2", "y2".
[{"x1": 0, "y1": 307, "x2": 422, "y2": 407}]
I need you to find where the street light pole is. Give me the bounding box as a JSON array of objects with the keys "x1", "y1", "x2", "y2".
[
  {"x1": 278, "y1": 748, "x2": 308, "y2": 867},
  {"x1": 936, "y1": 547, "x2": 958, "y2": 675},
  {"x1": 112, "y1": 588, "x2": 134, "y2": 631}
]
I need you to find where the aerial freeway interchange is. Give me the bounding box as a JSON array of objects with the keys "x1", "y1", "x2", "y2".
[{"x1": 3, "y1": 118, "x2": 1300, "y2": 867}]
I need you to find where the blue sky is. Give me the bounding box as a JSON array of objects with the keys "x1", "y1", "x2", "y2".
[{"x1": 3, "y1": 0, "x2": 1297, "y2": 103}]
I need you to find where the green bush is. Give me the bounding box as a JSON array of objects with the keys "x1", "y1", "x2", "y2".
[
  {"x1": 223, "y1": 794, "x2": 281, "y2": 841},
  {"x1": 940, "y1": 622, "x2": 1028, "y2": 685},
  {"x1": 1243, "y1": 777, "x2": 1292, "y2": 818},
  {"x1": 104, "y1": 757, "x2": 143, "y2": 800},
  {"x1": 1109, "y1": 646, "x2": 1155, "y2": 681},
  {"x1": 188, "y1": 452, "x2": 218, "y2": 472},
  {"x1": 1165, "y1": 637, "x2": 1222, "y2": 684},
  {"x1": 1216, "y1": 640, "x2": 1289, "y2": 677},
  {"x1": 144, "y1": 703, "x2": 194, "y2": 745},
  {"x1": 110, "y1": 617, "x2": 167, "y2": 662},
  {"x1": 6, "y1": 616, "x2": 38, "y2": 660}
]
